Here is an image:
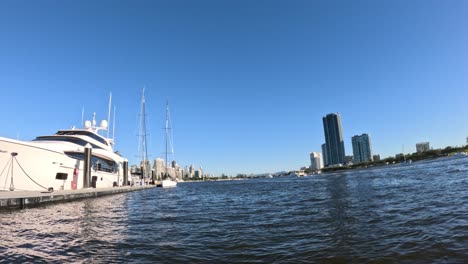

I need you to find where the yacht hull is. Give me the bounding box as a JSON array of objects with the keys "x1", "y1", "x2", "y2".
[
  {"x1": 0, "y1": 138, "x2": 124, "y2": 191},
  {"x1": 160, "y1": 179, "x2": 177, "y2": 188}
]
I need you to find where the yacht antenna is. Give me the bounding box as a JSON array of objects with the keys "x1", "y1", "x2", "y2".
[
  {"x1": 92, "y1": 113, "x2": 96, "y2": 127},
  {"x1": 112, "y1": 105, "x2": 116, "y2": 141},
  {"x1": 107, "y1": 92, "x2": 112, "y2": 138},
  {"x1": 81, "y1": 107, "x2": 84, "y2": 127}
]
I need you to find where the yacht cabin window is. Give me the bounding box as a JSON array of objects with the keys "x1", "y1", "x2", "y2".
[{"x1": 64, "y1": 152, "x2": 117, "y2": 173}]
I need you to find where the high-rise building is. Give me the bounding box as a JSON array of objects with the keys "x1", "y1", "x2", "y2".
[
  {"x1": 140, "y1": 159, "x2": 152, "y2": 180},
  {"x1": 321, "y1": 143, "x2": 328, "y2": 167},
  {"x1": 416, "y1": 142, "x2": 430, "y2": 153},
  {"x1": 166, "y1": 166, "x2": 176, "y2": 179},
  {"x1": 309, "y1": 152, "x2": 322, "y2": 171},
  {"x1": 153, "y1": 158, "x2": 165, "y2": 180},
  {"x1": 352, "y1": 133, "x2": 373, "y2": 163},
  {"x1": 373, "y1": 154, "x2": 381, "y2": 162},
  {"x1": 189, "y1": 164, "x2": 195, "y2": 178},
  {"x1": 199, "y1": 166, "x2": 204, "y2": 179},
  {"x1": 322, "y1": 113, "x2": 346, "y2": 166},
  {"x1": 183, "y1": 166, "x2": 189, "y2": 178}
]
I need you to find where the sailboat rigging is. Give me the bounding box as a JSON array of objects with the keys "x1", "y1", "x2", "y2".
[
  {"x1": 137, "y1": 88, "x2": 150, "y2": 185},
  {"x1": 158, "y1": 98, "x2": 177, "y2": 188}
]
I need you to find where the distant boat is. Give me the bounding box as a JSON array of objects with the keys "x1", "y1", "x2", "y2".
[
  {"x1": 307, "y1": 171, "x2": 322, "y2": 176},
  {"x1": 291, "y1": 170, "x2": 306, "y2": 177}
]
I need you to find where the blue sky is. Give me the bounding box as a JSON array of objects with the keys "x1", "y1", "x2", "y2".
[{"x1": 1, "y1": 0, "x2": 467, "y2": 175}]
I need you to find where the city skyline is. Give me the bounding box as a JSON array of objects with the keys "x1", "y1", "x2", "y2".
[{"x1": 1, "y1": 1, "x2": 468, "y2": 175}]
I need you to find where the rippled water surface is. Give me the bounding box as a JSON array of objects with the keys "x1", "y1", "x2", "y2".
[{"x1": 1, "y1": 156, "x2": 468, "y2": 263}]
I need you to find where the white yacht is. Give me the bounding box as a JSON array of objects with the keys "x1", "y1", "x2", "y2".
[
  {"x1": 160, "y1": 179, "x2": 177, "y2": 188},
  {"x1": 0, "y1": 114, "x2": 128, "y2": 192},
  {"x1": 291, "y1": 170, "x2": 307, "y2": 177}
]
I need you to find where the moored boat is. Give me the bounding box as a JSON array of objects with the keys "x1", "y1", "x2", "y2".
[{"x1": 0, "y1": 114, "x2": 128, "y2": 192}]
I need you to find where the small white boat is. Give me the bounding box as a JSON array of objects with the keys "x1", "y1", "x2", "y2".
[
  {"x1": 291, "y1": 170, "x2": 307, "y2": 177},
  {"x1": 160, "y1": 179, "x2": 177, "y2": 188}
]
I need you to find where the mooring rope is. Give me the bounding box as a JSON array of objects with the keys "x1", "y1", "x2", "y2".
[
  {"x1": 0, "y1": 158, "x2": 12, "y2": 190},
  {"x1": 13, "y1": 157, "x2": 48, "y2": 190}
]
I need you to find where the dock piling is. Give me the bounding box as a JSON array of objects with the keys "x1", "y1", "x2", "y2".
[
  {"x1": 123, "y1": 161, "x2": 128, "y2": 186},
  {"x1": 83, "y1": 144, "x2": 92, "y2": 188}
]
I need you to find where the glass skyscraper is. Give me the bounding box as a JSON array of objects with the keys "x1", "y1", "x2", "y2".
[
  {"x1": 352, "y1": 133, "x2": 373, "y2": 163},
  {"x1": 322, "y1": 113, "x2": 346, "y2": 166},
  {"x1": 321, "y1": 143, "x2": 328, "y2": 167}
]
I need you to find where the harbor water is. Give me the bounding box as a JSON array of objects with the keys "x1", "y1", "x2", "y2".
[{"x1": 1, "y1": 156, "x2": 468, "y2": 263}]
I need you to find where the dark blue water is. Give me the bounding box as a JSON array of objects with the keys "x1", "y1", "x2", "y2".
[{"x1": 1, "y1": 156, "x2": 468, "y2": 263}]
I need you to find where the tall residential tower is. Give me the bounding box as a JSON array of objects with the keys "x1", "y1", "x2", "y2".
[
  {"x1": 310, "y1": 152, "x2": 323, "y2": 172},
  {"x1": 322, "y1": 113, "x2": 346, "y2": 166},
  {"x1": 352, "y1": 133, "x2": 373, "y2": 163},
  {"x1": 321, "y1": 143, "x2": 328, "y2": 167}
]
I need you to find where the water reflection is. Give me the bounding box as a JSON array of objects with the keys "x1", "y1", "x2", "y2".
[
  {"x1": 323, "y1": 172, "x2": 356, "y2": 257},
  {"x1": 1, "y1": 157, "x2": 468, "y2": 262},
  {"x1": 0, "y1": 194, "x2": 129, "y2": 263}
]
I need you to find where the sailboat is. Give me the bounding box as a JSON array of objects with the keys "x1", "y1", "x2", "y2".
[
  {"x1": 157, "y1": 98, "x2": 177, "y2": 188},
  {"x1": 136, "y1": 88, "x2": 151, "y2": 186}
]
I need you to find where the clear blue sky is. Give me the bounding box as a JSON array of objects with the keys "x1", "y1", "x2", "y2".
[{"x1": 1, "y1": 0, "x2": 467, "y2": 175}]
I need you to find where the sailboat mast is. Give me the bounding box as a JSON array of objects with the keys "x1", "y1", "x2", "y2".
[
  {"x1": 165, "y1": 98, "x2": 169, "y2": 179},
  {"x1": 141, "y1": 88, "x2": 148, "y2": 183}
]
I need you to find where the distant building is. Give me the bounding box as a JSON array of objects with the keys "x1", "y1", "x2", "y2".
[
  {"x1": 373, "y1": 154, "x2": 381, "y2": 162},
  {"x1": 171, "y1": 161, "x2": 181, "y2": 179},
  {"x1": 166, "y1": 166, "x2": 176, "y2": 179},
  {"x1": 352, "y1": 133, "x2": 373, "y2": 163},
  {"x1": 321, "y1": 143, "x2": 328, "y2": 167},
  {"x1": 189, "y1": 164, "x2": 195, "y2": 178},
  {"x1": 196, "y1": 166, "x2": 204, "y2": 179},
  {"x1": 466, "y1": 137, "x2": 468, "y2": 146},
  {"x1": 153, "y1": 158, "x2": 165, "y2": 180},
  {"x1": 416, "y1": 142, "x2": 430, "y2": 153},
  {"x1": 395, "y1": 153, "x2": 404, "y2": 160},
  {"x1": 130, "y1": 165, "x2": 140, "y2": 175},
  {"x1": 322, "y1": 113, "x2": 346, "y2": 166},
  {"x1": 310, "y1": 152, "x2": 323, "y2": 172},
  {"x1": 140, "y1": 159, "x2": 152, "y2": 180},
  {"x1": 345, "y1": 155, "x2": 353, "y2": 164}
]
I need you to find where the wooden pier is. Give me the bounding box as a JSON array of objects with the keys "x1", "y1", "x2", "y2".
[{"x1": 0, "y1": 185, "x2": 156, "y2": 210}]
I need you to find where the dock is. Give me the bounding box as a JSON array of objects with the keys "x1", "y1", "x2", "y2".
[{"x1": 0, "y1": 185, "x2": 156, "y2": 210}]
